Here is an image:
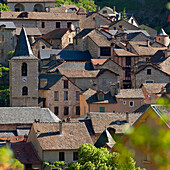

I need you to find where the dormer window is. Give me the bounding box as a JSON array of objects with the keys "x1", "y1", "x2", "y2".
[{"x1": 98, "y1": 92, "x2": 104, "y2": 101}]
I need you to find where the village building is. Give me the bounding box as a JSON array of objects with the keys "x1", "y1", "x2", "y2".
[
  {"x1": 156, "y1": 28, "x2": 169, "y2": 47},
  {"x1": 38, "y1": 74, "x2": 82, "y2": 120},
  {"x1": 110, "y1": 105, "x2": 170, "y2": 170}
]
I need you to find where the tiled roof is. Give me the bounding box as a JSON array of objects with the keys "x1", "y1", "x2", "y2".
[
  {"x1": 0, "y1": 12, "x2": 79, "y2": 21},
  {"x1": 42, "y1": 28, "x2": 68, "y2": 39},
  {"x1": 114, "y1": 49, "x2": 137, "y2": 56},
  {"x1": 82, "y1": 88, "x2": 117, "y2": 104},
  {"x1": 0, "y1": 22, "x2": 16, "y2": 29},
  {"x1": 91, "y1": 59, "x2": 107, "y2": 65},
  {"x1": 12, "y1": 142, "x2": 42, "y2": 164},
  {"x1": 141, "y1": 83, "x2": 167, "y2": 94},
  {"x1": 0, "y1": 107, "x2": 60, "y2": 124},
  {"x1": 39, "y1": 49, "x2": 92, "y2": 61},
  {"x1": 89, "y1": 112, "x2": 142, "y2": 134},
  {"x1": 39, "y1": 74, "x2": 63, "y2": 89},
  {"x1": 32, "y1": 122, "x2": 93, "y2": 150},
  {"x1": 150, "y1": 50, "x2": 168, "y2": 64},
  {"x1": 116, "y1": 89, "x2": 144, "y2": 99},
  {"x1": 0, "y1": 136, "x2": 25, "y2": 143},
  {"x1": 77, "y1": 7, "x2": 86, "y2": 15},
  {"x1": 16, "y1": 27, "x2": 41, "y2": 36},
  {"x1": 134, "y1": 104, "x2": 150, "y2": 113},
  {"x1": 139, "y1": 24, "x2": 157, "y2": 38},
  {"x1": 74, "y1": 29, "x2": 94, "y2": 38},
  {"x1": 124, "y1": 30, "x2": 150, "y2": 37},
  {"x1": 128, "y1": 41, "x2": 158, "y2": 56},
  {"x1": 159, "y1": 57, "x2": 170, "y2": 75},
  {"x1": 10, "y1": 26, "x2": 37, "y2": 60}
]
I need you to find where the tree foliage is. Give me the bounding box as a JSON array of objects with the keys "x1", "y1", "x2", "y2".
[
  {"x1": 66, "y1": 144, "x2": 145, "y2": 170},
  {"x1": 55, "y1": 0, "x2": 96, "y2": 12},
  {"x1": 0, "y1": 3, "x2": 11, "y2": 12},
  {"x1": 0, "y1": 64, "x2": 9, "y2": 79},
  {"x1": 0, "y1": 147, "x2": 24, "y2": 169}
]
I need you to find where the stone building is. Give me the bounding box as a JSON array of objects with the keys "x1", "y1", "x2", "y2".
[
  {"x1": 0, "y1": 22, "x2": 16, "y2": 66},
  {"x1": 9, "y1": 26, "x2": 39, "y2": 107},
  {"x1": 156, "y1": 28, "x2": 169, "y2": 47},
  {"x1": 6, "y1": 0, "x2": 55, "y2": 12},
  {"x1": 38, "y1": 74, "x2": 82, "y2": 120}
]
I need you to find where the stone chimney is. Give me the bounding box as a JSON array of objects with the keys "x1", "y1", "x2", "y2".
[
  {"x1": 40, "y1": 79, "x2": 47, "y2": 88},
  {"x1": 126, "y1": 112, "x2": 129, "y2": 123},
  {"x1": 59, "y1": 121, "x2": 63, "y2": 135}
]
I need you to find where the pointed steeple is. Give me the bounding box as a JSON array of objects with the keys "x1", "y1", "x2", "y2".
[
  {"x1": 10, "y1": 26, "x2": 37, "y2": 60},
  {"x1": 158, "y1": 28, "x2": 167, "y2": 36}
]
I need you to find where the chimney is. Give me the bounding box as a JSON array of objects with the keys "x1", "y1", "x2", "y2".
[
  {"x1": 40, "y1": 79, "x2": 47, "y2": 88},
  {"x1": 59, "y1": 121, "x2": 63, "y2": 135},
  {"x1": 126, "y1": 112, "x2": 129, "y2": 123},
  {"x1": 6, "y1": 140, "x2": 11, "y2": 148},
  {"x1": 113, "y1": 6, "x2": 115, "y2": 12},
  {"x1": 110, "y1": 84, "x2": 118, "y2": 96}
]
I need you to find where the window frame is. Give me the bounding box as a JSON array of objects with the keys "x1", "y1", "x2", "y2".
[
  {"x1": 64, "y1": 91, "x2": 68, "y2": 101},
  {"x1": 73, "y1": 152, "x2": 78, "y2": 161},
  {"x1": 100, "y1": 47, "x2": 111, "y2": 56},
  {"x1": 22, "y1": 86, "x2": 28, "y2": 96},
  {"x1": 64, "y1": 80, "x2": 68, "y2": 89},
  {"x1": 56, "y1": 22, "x2": 60, "y2": 28},
  {"x1": 147, "y1": 69, "x2": 151, "y2": 75},
  {"x1": 76, "y1": 106, "x2": 80, "y2": 115},
  {"x1": 54, "y1": 107, "x2": 59, "y2": 115},
  {"x1": 100, "y1": 107, "x2": 105, "y2": 113},
  {"x1": 76, "y1": 91, "x2": 80, "y2": 101},
  {"x1": 41, "y1": 22, "x2": 45, "y2": 28},
  {"x1": 59, "y1": 152, "x2": 65, "y2": 161},
  {"x1": 129, "y1": 101, "x2": 134, "y2": 107},
  {"x1": 54, "y1": 91, "x2": 59, "y2": 101},
  {"x1": 21, "y1": 63, "x2": 27, "y2": 76},
  {"x1": 64, "y1": 107, "x2": 69, "y2": 115}
]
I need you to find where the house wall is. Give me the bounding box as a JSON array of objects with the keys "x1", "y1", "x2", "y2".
[
  {"x1": 87, "y1": 37, "x2": 99, "y2": 58},
  {"x1": 39, "y1": 77, "x2": 81, "y2": 120},
  {"x1": 9, "y1": 59, "x2": 39, "y2": 107},
  {"x1": 62, "y1": 30, "x2": 75, "y2": 49},
  {"x1": 0, "y1": 28, "x2": 16, "y2": 66},
  {"x1": 80, "y1": 94, "x2": 88, "y2": 116},
  {"x1": 134, "y1": 66, "x2": 170, "y2": 88},
  {"x1": 98, "y1": 7, "x2": 114, "y2": 16}
]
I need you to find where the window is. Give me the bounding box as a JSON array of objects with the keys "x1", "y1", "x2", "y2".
[
  {"x1": 100, "y1": 107, "x2": 105, "y2": 113},
  {"x1": 41, "y1": 22, "x2": 45, "y2": 28},
  {"x1": 1, "y1": 28, "x2": 4, "y2": 32},
  {"x1": 15, "y1": 8, "x2": 20, "y2": 12},
  {"x1": 54, "y1": 107, "x2": 59, "y2": 115},
  {"x1": 56, "y1": 22, "x2": 60, "y2": 28},
  {"x1": 22, "y1": 63, "x2": 27, "y2": 76},
  {"x1": 64, "y1": 107, "x2": 69, "y2": 115},
  {"x1": 99, "y1": 94, "x2": 104, "y2": 100},
  {"x1": 100, "y1": 47, "x2": 111, "y2": 56},
  {"x1": 42, "y1": 45, "x2": 45, "y2": 49},
  {"x1": 75, "y1": 38, "x2": 78, "y2": 45},
  {"x1": 22, "y1": 86, "x2": 28, "y2": 96},
  {"x1": 2, "y1": 35, "x2": 4, "y2": 42},
  {"x1": 146, "y1": 58, "x2": 149, "y2": 62},
  {"x1": 59, "y1": 152, "x2": 65, "y2": 161},
  {"x1": 76, "y1": 106, "x2": 80, "y2": 115},
  {"x1": 126, "y1": 57, "x2": 131, "y2": 66},
  {"x1": 123, "y1": 101, "x2": 126, "y2": 105},
  {"x1": 145, "y1": 80, "x2": 154, "y2": 83},
  {"x1": 113, "y1": 27, "x2": 116, "y2": 30},
  {"x1": 129, "y1": 101, "x2": 134, "y2": 107},
  {"x1": 67, "y1": 22, "x2": 72, "y2": 28},
  {"x1": 125, "y1": 67, "x2": 131, "y2": 77},
  {"x1": 73, "y1": 152, "x2": 78, "y2": 161},
  {"x1": 147, "y1": 69, "x2": 151, "y2": 75},
  {"x1": 131, "y1": 19, "x2": 134, "y2": 24},
  {"x1": 54, "y1": 91, "x2": 58, "y2": 101},
  {"x1": 76, "y1": 91, "x2": 80, "y2": 101},
  {"x1": 69, "y1": 38, "x2": 71, "y2": 42},
  {"x1": 103, "y1": 10, "x2": 107, "y2": 14},
  {"x1": 64, "y1": 80, "x2": 68, "y2": 89},
  {"x1": 64, "y1": 91, "x2": 68, "y2": 101}
]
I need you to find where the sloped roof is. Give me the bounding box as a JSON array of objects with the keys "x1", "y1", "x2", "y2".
[
  {"x1": 159, "y1": 57, "x2": 170, "y2": 75},
  {"x1": 158, "y1": 28, "x2": 167, "y2": 36},
  {"x1": 116, "y1": 89, "x2": 144, "y2": 99},
  {"x1": 39, "y1": 49, "x2": 92, "y2": 61},
  {"x1": 77, "y1": 7, "x2": 86, "y2": 15},
  {"x1": 74, "y1": 28, "x2": 94, "y2": 38},
  {"x1": 91, "y1": 59, "x2": 107, "y2": 65},
  {"x1": 10, "y1": 26, "x2": 37, "y2": 60},
  {"x1": 141, "y1": 83, "x2": 167, "y2": 94},
  {"x1": 32, "y1": 122, "x2": 93, "y2": 150},
  {"x1": 139, "y1": 24, "x2": 157, "y2": 38},
  {"x1": 114, "y1": 49, "x2": 137, "y2": 56},
  {"x1": 0, "y1": 107, "x2": 60, "y2": 124},
  {"x1": 0, "y1": 22, "x2": 16, "y2": 29},
  {"x1": 16, "y1": 27, "x2": 41, "y2": 36},
  {"x1": 39, "y1": 74, "x2": 63, "y2": 89},
  {"x1": 42, "y1": 28, "x2": 68, "y2": 39},
  {"x1": 150, "y1": 50, "x2": 168, "y2": 64},
  {"x1": 12, "y1": 142, "x2": 42, "y2": 164}
]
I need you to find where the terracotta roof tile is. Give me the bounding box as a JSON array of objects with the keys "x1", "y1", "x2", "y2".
[{"x1": 91, "y1": 59, "x2": 107, "y2": 65}]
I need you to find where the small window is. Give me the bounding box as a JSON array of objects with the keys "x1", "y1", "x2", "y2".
[
  {"x1": 41, "y1": 22, "x2": 45, "y2": 28},
  {"x1": 100, "y1": 107, "x2": 105, "y2": 113},
  {"x1": 59, "y1": 152, "x2": 65, "y2": 161},
  {"x1": 113, "y1": 27, "x2": 116, "y2": 30},
  {"x1": 64, "y1": 91, "x2": 68, "y2": 101},
  {"x1": 67, "y1": 22, "x2": 72, "y2": 28},
  {"x1": 99, "y1": 94, "x2": 104, "y2": 100},
  {"x1": 129, "y1": 101, "x2": 134, "y2": 107},
  {"x1": 73, "y1": 152, "x2": 78, "y2": 161},
  {"x1": 2, "y1": 35, "x2": 4, "y2": 42},
  {"x1": 147, "y1": 69, "x2": 151, "y2": 75},
  {"x1": 54, "y1": 91, "x2": 58, "y2": 101},
  {"x1": 76, "y1": 91, "x2": 80, "y2": 101},
  {"x1": 76, "y1": 106, "x2": 80, "y2": 115},
  {"x1": 22, "y1": 63, "x2": 27, "y2": 76},
  {"x1": 56, "y1": 22, "x2": 60, "y2": 28},
  {"x1": 131, "y1": 19, "x2": 134, "y2": 24},
  {"x1": 22, "y1": 86, "x2": 28, "y2": 96},
  {"x1": 103, "y1": 10, "x2": 107, "y2": 14},
  {"x1": 100, "y1": 47, "x2": 111, "y2": 56},
  {"x1": 1, "y1": 28, "x2": 5, "y2": 32},
  {"x1": 125, "y1": 67, "x2": 131, "y2": 77},
  {"x1": 69, "y1": 38, "x2": 71, "y2": 42},
  {"x1": 64, "y1": 107, "x2": 69, "y2": 115},
  {"x1": 75, "y1": 38, "x2": 78, "y2": 45},
  {"x1": 145, "y1": 80, "x2": 154, "y2": 83},
  {"x1": 64, "y1": 80, "x2": 68, "y2": 89},
  {"x1": 54, "y1": 107, "x2": 59, "y2": 115},
  {"x1": 42, "y1": 45, "x2": 45, "y2": 49},
  {"x1": 146, "y1": 58, "x2": 149, "y2": 62},
  {"x1": 123, "y1": 101, "x2": 126, "y2": 105},
  {"x1": 126, "y1": 57, "x2": 131, "y2": 66}
]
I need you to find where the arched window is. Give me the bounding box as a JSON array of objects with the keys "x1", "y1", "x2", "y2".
[
  {"x1": 22, "y1": 63, "x2": 27, "y2": 76},
  {"x1": 22, "y1": 86, "x2": 28, "y2": 96}
]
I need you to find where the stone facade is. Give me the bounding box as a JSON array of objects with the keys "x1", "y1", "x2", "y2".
[
  {"x1": 132, "y1": 65, "x2": 170, "y2": 88},
  {"x1": 39, "y1": 76, "x2": 81, "y2": 120},
  {"x1": 9, "y1": 59, "x2": 39, "y2": 107},
  {"x1": 87, "y1": 36, "x2": 99, "y2": 58}
]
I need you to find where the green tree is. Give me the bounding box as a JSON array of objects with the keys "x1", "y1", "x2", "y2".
[
  {"x1": 122, "y1": 8, "x2": 128, "y2": 20},
  {"x1": 0, "y1": 3, "x2": 11, "y2": 12},
  {"x1": 66, "y1": 144, "x2": 145, "y2": 170},
  {"x1": 0, "y1": 64, "x2": 9, "y2": 79}
]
